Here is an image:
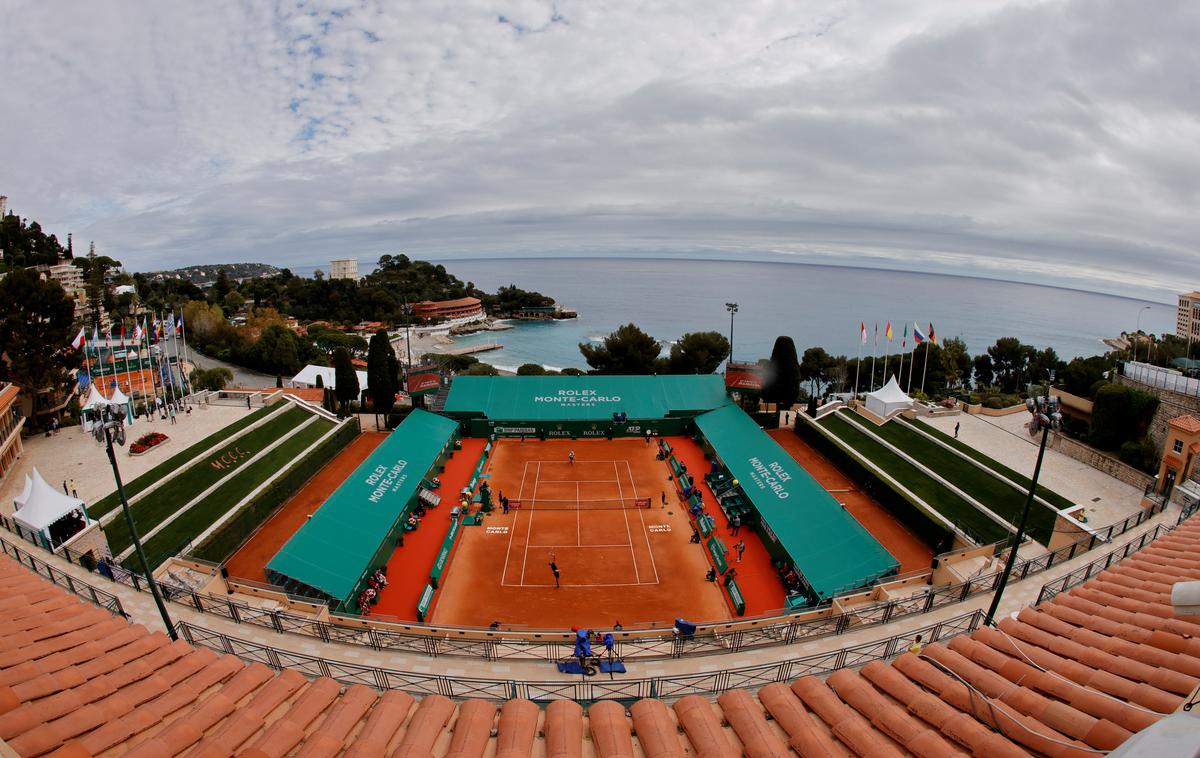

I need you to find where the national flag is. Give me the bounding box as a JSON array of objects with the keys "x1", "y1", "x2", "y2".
[
  {"x1": 133, "y1": 321, "x2": 144, "y2": 342},
  {"x1": 92, "y1": 325, "x2": 99, "y2": 345},
  {"x1": 913, "y1": 323, "x2": 927, "y2": 344},
  {"x1": 176, "y1": 314, "x2": 183, "y2": 333},
  {"x1": 120, "y1": 322, "x2": 126, "y2": 341},
  {"x1": 106, "y1": 323, "x2": 114, "y2": 342},
  {"x1": 71, "y1": 327, "x2": 86, "y2": 350},
  {"x1": 928, "y1": 322, "x2": 938, "y2": 345},
  {"x1": 874, "y1": 322, "x2": 879, "y2": 345},
  {"x1": 902, "y1": 323, "x2": 908, "y2": 348},
  {"x1": 860, "y1": 322, "x2": 867, "y2": 344},
  {"x1": 885, "y1": 321, "x2": 893, "y2": 341},
  {"x1": 165, "y1": 314, "x2": 175, "y2": 338}
]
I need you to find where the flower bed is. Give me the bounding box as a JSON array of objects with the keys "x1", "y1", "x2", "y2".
[{"x1": 129, "y1": 432, "x2": 169, "y2": 456}]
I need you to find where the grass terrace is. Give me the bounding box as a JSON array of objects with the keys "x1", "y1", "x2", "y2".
[
  {"x1": 838, "y1": 411, "x2": 1057, "y2": 544},
  {"x1": 134, "y1": 415, "x2": 336, "y2": 569},
  {"x1": 104, "y1": 405, "x2": 312, "y2": 556},
  {"x1": 819, "y1": 413, "x2": 1011, "y2": 544},
  {"x1": 900, "y1": 417, "x2": 1076, "y2": 511},
  {"x1": 88, "y1": 403, "x2": 283, "y2": 519}
]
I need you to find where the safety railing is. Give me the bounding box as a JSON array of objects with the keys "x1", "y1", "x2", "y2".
[
  {"x1": 0, "y1": 498, "x2": 1175, "y2": 662},
  {"x1": 0, "y1": 534, "x2": 126, "y2": 618},
  {"x1": 1035, "y1": 524, "x2": 1173, "y2": 604},
  {"x1": 176, "y1": 609, "x2": 983, "y2": 702}
]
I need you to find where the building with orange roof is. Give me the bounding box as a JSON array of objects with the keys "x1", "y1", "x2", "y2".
[
  {"x1": 411, "y1": 297, "x2": 485, "y2": 325},
  {"x1": 0, "y1": 383, "x2": 25, "y2": 491},
  {"x1": 1157, "y1": 415, "x2": 1200, "y2": 500}
]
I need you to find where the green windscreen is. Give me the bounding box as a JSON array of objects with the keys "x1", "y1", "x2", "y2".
[
  {"x1": 695, "y1": 404, "x2": 898, "y2": 600},
  {"x1": 266, "y1": 409, "x2": 458, "y2": 601},
  {"x1": 442, "y1": 375, "x2": 730, "y2": 420}
]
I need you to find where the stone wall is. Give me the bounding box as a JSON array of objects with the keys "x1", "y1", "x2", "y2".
[
  {"x1": 1117, "y1": 374, "x2": 1200, "y2": 448},
  {"x1": 1048, "y1": 432, "x2": 1153, "y2": 490}
]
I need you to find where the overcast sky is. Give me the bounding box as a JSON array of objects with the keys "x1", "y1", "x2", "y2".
[{"x1": 2, "y1": 0, "x2": 1196, "y2": 299}]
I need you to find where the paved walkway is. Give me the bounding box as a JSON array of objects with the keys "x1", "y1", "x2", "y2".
[
  {"x1": 22, "y1": 496, "x2": 1181, "y2": 685},
  {"x1": 0, "y1": 402, "x2": 259, "y2": 517}
]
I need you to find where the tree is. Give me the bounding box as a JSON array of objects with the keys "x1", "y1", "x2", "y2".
[
  {"x1": 212, "y1": 268, "x2": 234, "y2": 303},
  {"x1": 517, "y1": 363, "x2": 547, "y2": 376},
  {"x1": 1060, "y1": 355, "x2": 1109, "y2": 398},
  {"x1": 667, "y1": 331, "x2": 729, "y2": 375},
  {"x1": 0, "y1": 269, "x2": 77, "y2": 403},
  {"x1": 973, "y1": 354, "x2": 995, "y2": 388},
  {"x1": 939, "y1": 337, "x2": 972, "y2": 390},
  {"x1": 188, "y1": 367, "x2": 233, "y2": 391},
  {"x1": 987, "y1": 337, "x2": 1031, "y2": 393},
  {"x1": 367, "y1": 329, "x2": 397, "y2": 419},
  {"x1": 762, "y1": 336, "x2": 800, "y2": 409},
  {"x1": 798, "y1": 346, "x2": 833, "y2": 398},
  {"x1": 315, "y1": 374, "x2": 324, "y2": 388},
  {"x1": 332, "y1": 347, "x2": 359, "y2": 413},
  {"x1": 465, "y1": 362, "x2": 500, "y2": 376},
  {"x1": 223, "y1": 291, "x2": 246, "y2": 312},
  {"x1": 254, "y1": 325, "x2": 302, "y2": 375},
  {"x1": 579, "y1": 323, "x2": 661, "y2": 374}
]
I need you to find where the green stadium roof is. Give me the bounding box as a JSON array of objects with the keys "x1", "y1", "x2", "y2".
[
  {"x1": 695, "y1": 404, "x2": 898, "y2": 600},
  {"x1": 266, "y1": 409, "x2": 459, "y2": 602},
  {"x1": 443, "y1": 375, "x2": 731, "y2": 420}
]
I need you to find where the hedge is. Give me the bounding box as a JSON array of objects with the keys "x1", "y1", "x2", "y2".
[
  {"x1": 840, "y1": 411, "x2": 1057, "y2": 544},
  {"x1": 105, "y1": 406, "x2": 310, "y2": 556},
  {"x1": 817, "y1": 413, "x2": 1008, "y2": 545},
  {"x1": 89, "y1": 402, "x2": 282, "y2": 519},
  {"x1": 793, "y1": 418, "x2": 952, "y2": 551},
  {"x1": 189, "y1": 419, "x2": 361, "y2": 564},
  {"x1": 132, "y1": 416, "x2": 337, "y2": 569}
]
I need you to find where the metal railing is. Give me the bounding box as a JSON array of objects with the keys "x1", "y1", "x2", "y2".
[
  {"x1": 0, "y1": 534, "x2": 126, "y2": 618},
  {"x1": 176, "y1": 609, "x2": 984, "y2": 702},
  {"x1": 1035, "y1": 524, "x2": 1173, "y2": 604},
  {"x1": 0, "y1": 499, "x2": 1176, "y2": 662}
]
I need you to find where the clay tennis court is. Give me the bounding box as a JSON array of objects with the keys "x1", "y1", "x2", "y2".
[
  {"x1": 769, "y1": 429, "x2": 933, "y2": 572},
  {"x1": 431, "y1": 438, "x2": 730, "y2": 629},
  {"x1": 223, "y1": 431, "x2": 388, "y2": 583}
]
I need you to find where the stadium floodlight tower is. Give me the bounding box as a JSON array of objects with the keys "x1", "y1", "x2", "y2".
[
  {"x1": 985, "y1": 371, "x2": 1062, "y2": 626},
  {"x1": 725, "y1": 302, "x2": 738, "y2": 361},
  {"x1": 93, "y1": 400, "x2": 177, "y2": 640}
]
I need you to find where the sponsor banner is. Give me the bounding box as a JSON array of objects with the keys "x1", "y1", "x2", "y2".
[
  {"x1": 495, "y1": 426, "x2": 537, "y2": 435},
  {"x1": 532, "y1": 388, "x2": 622, "y2": 407},
  {"x1": 406, "y1": 371, "x2": 441, "y2": 395}
]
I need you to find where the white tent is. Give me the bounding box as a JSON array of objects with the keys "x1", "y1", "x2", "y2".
[
  {"x1": 12, "y1": 468, "x2": 88, "y2": 536},
  {"x1": 290, "y1": 364, "x2": 369, "y2": 392},
  {"x1": 865, "y1": 376, "x2": 913, "y2": 419},
  {"x1": 81, "y1": 383, "x2": 134, "y2": 431},
  {"x1": 13, "y1": 474, "x2": 33, "y2": 511}
]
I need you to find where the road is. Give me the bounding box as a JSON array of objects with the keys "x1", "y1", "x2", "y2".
[{"x1": 165, "y1": 339, "x2": 277, "y2": 389}]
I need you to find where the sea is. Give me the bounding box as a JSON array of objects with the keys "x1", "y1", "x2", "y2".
[{"x1": 423, "y1": 258, "x2": 1175, "y2": 373}]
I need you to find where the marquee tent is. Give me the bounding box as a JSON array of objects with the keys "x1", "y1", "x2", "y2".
[
  {"x1": 864, "y1": 376, "x2": 913, "y2": 420},
  {"x1": 290, "y1": 365, "x2": 369, "y2": 392},
  {"x1": 81, "y1": 384, "x2": 134, "y2": 430},
  {"x1": 12, "y1": 468, "x2": 89, "y2": 549}
]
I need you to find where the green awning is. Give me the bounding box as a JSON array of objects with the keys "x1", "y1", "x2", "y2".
[
  {"x1": 443, "y1": 375, "x2": 730, "y2": 420},
  {"x1": 266, "y1": 409, "x2": 459, "y2": 601},
  {"x1": 695, "y1": 404, "x2": 898, "y2": 600}
]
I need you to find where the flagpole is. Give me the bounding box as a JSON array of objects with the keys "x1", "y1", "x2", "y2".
[
  {"x1": 169, "y1": 309, "x2": 182, "y2": 407},
  {"x1": 95, "y1": 326, "x2": 107, "y2": 398},
  {"x1": 162, "y1": 311, "x2": 177, "y2": 410},
  {"x1": 179, "y1": 310, "x2": 192, "y2": 406},
  {"x1": 883, "y1": 324, "x2": 890, "y2": 384},
  {"x1": 147, "y1": 318, "x2": 161, "y2": 420},
  {"x1": 870, "y1": 322, "x2": 878, "y2": 392},
  {"x1": 898, "y1": 329, "x2": 906, "y2": 390},
  {"x1": 137, "y1": 321, "x2": 149, "y2": 419},
  {"x1": 853, "y1": 324, "x2": 863, "y2": 400},
  {"x1": 79, "y1": 330, "x2": 94, "y2": 402},
  {"x1": 921, "y1": 341, "x2": 931, "y2": 395},
  {"x1": 907, "y1": 323, "x2": 916, "y2": 395}
]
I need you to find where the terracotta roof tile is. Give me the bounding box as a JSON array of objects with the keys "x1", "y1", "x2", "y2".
[
  {"x1": 1168, "y1": 415, "x2": 1200, "y2": 433},
  {"x1": 5, "y1": 516, "x2": 1200, "y2": 757}
]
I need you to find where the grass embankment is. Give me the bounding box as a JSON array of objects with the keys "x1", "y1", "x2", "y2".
[
  {"x1": 105, "y1": 406, "x2": 311, "y2": 555},
  {"x1": 840, "y1": 412, "x2": 1056, "y2": 544},
  {"x1": 135, "y1": 417, "x2": 335, "y2": 569},
  {"x1": 900, "y1": 417, "x2": 1076, "y2": 511},
  {"x1": 90, "y1": 403, "x2": 282, "y2": 519},
  {"x1": 820, "y1": 414, "x2": 1010, "y2": 544}
]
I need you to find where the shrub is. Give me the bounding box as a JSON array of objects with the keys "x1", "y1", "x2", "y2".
[{"x1": 1119, "y1": 437, "x2": 1158, "y2": 473}]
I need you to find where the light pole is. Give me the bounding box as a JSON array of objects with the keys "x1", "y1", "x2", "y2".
[
  {"x1": 984, "y1": 372, "x2": 1061, "y2": 626},
  {"x1": 95, "y1": 402, "x2": 177, "y2": 640},
  {"x1": 725, "y1": 303, "x2": 738, "y2": 362},
  {"x1": 1134, "y1": 305, "x2": 1151, "y2": 363}
]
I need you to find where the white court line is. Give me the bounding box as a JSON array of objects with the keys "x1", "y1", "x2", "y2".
[
  {"x1": 500, "y1": 461, "x2": 529, "y2": 587},
  {"x1": 520, "y1": 462, "x2": 541, "y2": 585},
  {"x1": 614, "y1": 461, "x2": 641, "y2": 582},
  {"x1": 529, "y1": 543, "x2": 638, "y2": 548},
  {"x1": 502, "y1": 580, "x2": 655, "y2": 588},
  {"x1": 625, "y1": 460, "x2": 660, "y2": 583},
  {"x1": 515, "y1": 497, "x2": 633, "y2": 503},
  {"x1": 575, "y1": 481, "x2": 581, "y2": 546}
]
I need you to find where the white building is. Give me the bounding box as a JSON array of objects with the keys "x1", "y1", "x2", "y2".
[
  {"x1": 1178, "y1": 291, "x2": 1200, "y2": 341},
  {"x1": 290, "y1": 364, "x2": 369, "y2": 392},
  {"x1": 330, "y1": 258, "x2": 358, "y2": 281}
]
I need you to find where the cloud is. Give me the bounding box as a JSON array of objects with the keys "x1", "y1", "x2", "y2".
[{"x1": 1, "y1": 0, "x2": 1196, "y2": 299}]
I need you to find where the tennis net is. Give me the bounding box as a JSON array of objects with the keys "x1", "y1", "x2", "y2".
[{"x1": 506, "y1": 498, "x2": 651, "y2": 511}]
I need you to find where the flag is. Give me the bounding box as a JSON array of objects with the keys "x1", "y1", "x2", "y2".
[
  {"x1": 885, "y1": 321, "x2": 893, "y2": 341},
  {"x1": 71, "y1": 327, "x2": 86, "y2": 350},
  {"x1": 133, "y1": 321, "x2": 144, "y2": 342},
  {"x1": 120, "y1": 322, "x2": 126, "y2": 341},
  {"x1": 914, "y1": 323, "x2": 927, "y2": 344},
  {"x1": 860, "y1": 322, "x2": 867, "y2": 344},
  {"x1": 928, "y1": 322, "x2": 938, "y2": 345},
  {"x1": 106, "y1": 323, "x2": 114, "y2": 341},
  {"x1": 874, "y1": 322, "x2": 879, "y2": 345},
  {"x1": 902, "y1": 323, "x2": 908, "y2": 348},
  {"x1": 92, "y1": 325, "x2": 99, "y2": 344},
  {"x1": 165, "y1": 314, "x2": 175, "y2": 338},
  {"x1": 176, "y1": 314, "x2": 183, "y2": 333}
]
